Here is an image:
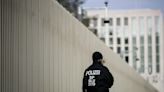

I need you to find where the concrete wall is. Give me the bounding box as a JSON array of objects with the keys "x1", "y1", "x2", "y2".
[{"x1": 0, "y1": 0, "x2": 158, "y2": 92}]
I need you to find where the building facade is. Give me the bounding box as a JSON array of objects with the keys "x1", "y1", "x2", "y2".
[{"x1": 85, "y1": 8, "x2": 164, "y2": 92}]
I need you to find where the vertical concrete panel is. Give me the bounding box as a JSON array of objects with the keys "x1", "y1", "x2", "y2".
[
  {"x1": 8, "y1": 0, "x2": 13, "y2": 92},
  {"x1": 62, "y1": 10, "x2": 67, "y2": 92},
  {"x1": 2, "y1": 1, "x2": 4, "y2": 92},
  {"x1": 59, "y1": 7, "x2": 64, "y2": 92},
  {"x1": 12, "y1": 0, "x2": 19, "y2": 91},
  {"x1": 38, "y1": 0, "x2": 44, "y2": 92},
  {"x1": 26, "y1": 0, "x2": 33, "y2": 91},
  {"x1": 57, "y1": 4, "x2": 62, "y2": 92},
  {"x1": 10, "y1": 1, "x2": 14, "y2": 91},
  {"x1": 49, "y1": 2, "x2": 54, "y2": 92},
  {"x1": 51, "y1": 2, "x2": 59, "y2": 92},
  {"x1": 74, "y1": 22, "x2": 82, "y2": 92},
  {"x1": 67, "y1": 16, "x2": 72, "y2": 92},
  {"x1": 3, "y1": 0, "x2": 8, "y2": 91},
  {"x1": 50, "y1": 5, "x2": 54, "y2": 92},
  {"x1": 0, "y1": 0, "x2": 2, "y2": 91},
  {"x1": 31, "y1": 0, "x2": 39, "y2": 91},
  {"x1": 18, "y1": 0, "x2": 27, "y2": 91},
  {"x1": 71, "y1": 19, "x2": 77, "y2": 92},
  {"x1": 0, "y1": 1, "x2": 2, "y2": 91},
  {"x1": 42, "y1": 0, "x2": 50, "y2": 92},
  {"x1": 68, "y1": 18, "x2": 74, "y2": 92}
]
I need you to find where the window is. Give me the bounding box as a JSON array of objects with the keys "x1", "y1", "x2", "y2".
[
  {"x1": 156, "y1": 46, "x2": 159, "y2": 53},
  {"x1": 109, "y1": 38, "x2": 113, "y2": 45},
  {"x1": 132, "y1": 37, "x2": 137, "y2": 70},
  {"x1": 156, "y1": 35, "x2": 159, "y2": 44},
  {"x1": 109, "y1": 31, "x2": 113, "y2": 35},
  {"x1": 156, "y1": 55, "x2": 160, "y2": 73},
  {"x1": 116, "y1": 18, "x2": 121, "y2": 26},
  {"x1": 140, "y1": 46, "x2": 144, "y2": 73},
  {"x1": 125, "y1": 47, "x2": 129, "y2": 53},
  {"x1": 148, "y1": 46, "x2": 152, "y2": 75},
  {"x1": 101, "y1": 18, "x2": 105, "y2": 26},
  {"x1": 90, "y1": 29, "x2": 97, "y2": 36},
  {"x1": 117, "y1": 47, "x2": 121, "y2": 53},
  {"x1": 125, "y1": 38, "x2": 128, "y2": 44},
  {"x1": 133, "y1": 55, "x2": 137, "y2": 70},
  {"x1": 124, "y1": 17, "x2": 128, "y2": 25},
  {"x1": 125, "y1": 56, "x2": 129, "y2": 63},
  {"x1": 117, "y1": 38, "x2": 121, "y2": 44},
  {"x1": 140, "y1": 46, "x2": 144, "y2": 55},
  {"x1": 109, "y1": 18, "x2": 113, "y2": 26},
  {"x1": 93, "y1": 17, "x2": 97, "y2": 27},
  {"x1": 148, "y1": 46, "x2": 152, "y2": 54},
  {"x1": 132, "y1": 37, "x2": 136, "y2": 44},
  {"x1": 148, "y1": 35, "x2": 152, "y2": 44},
  {"x1": 156, "y1": 33, "x2": 160, "y2": 55},
  {"x1": 148, "y1": 65, "x2": 152, "y2": 75},
  {"x1": 90, "y1": 17, "x2": 97, "y2": 28},
  {"x1": 140, "y1": 36, "x2": 144, "y2": 44},
  {"x1": 100, "y1": 37, "x2": 105, "y2": 42}
]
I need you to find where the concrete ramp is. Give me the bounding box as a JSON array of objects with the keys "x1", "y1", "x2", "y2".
[{"x1": 0, "y1": 0, "x2": 158, "y2": 92}]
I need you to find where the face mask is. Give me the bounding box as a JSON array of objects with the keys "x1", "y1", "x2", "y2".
[
  {"x1": 98, "y1": 59, "x2": 105, "y2": 64},
  {"x1": 102, "y1": 59, "x2": 106, "y2": 64}
]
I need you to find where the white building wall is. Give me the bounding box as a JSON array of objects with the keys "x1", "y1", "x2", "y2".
[{"x1": 86, "y1": 8, "x2": 164, "y2": 92}]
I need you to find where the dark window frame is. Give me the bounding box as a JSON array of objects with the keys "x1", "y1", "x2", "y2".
[
  {"x1": 116, "y1": 18, "x2": 121, "y2": 26},
  {"x1": 124, "y1": 17, "x2": 128, "y2": 25},
  {"x1": 117, "y1": 38, "x2": 121, "y2": 44}
]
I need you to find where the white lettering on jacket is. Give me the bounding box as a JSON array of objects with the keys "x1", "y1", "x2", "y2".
[{"x1": 85, "y1": 70, "x2": 101, "y2": 76}]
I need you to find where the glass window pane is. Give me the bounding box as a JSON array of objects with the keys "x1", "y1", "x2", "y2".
[
  {"x1": 148, "y1": 35, "x2": 152, "y2": 44},
  {"x1": 156, "y1": 55, "x2": 160, "y2": 73},
  {"x1": 124, "y1": 17, "x2": 128, "y2": 25},
  {"x1": 109, "y1": 18, "x2": 113, "y2": 26},
  {"x1": 117, "y1": 38, "x2": 121, "y2": 44},
  {"x1": 100, "y1": 37, "x2": 105, "y2": 42},
  {"x1": 125, "y1": 38, "x2": 128, "y2": 44},
  {"x1": 140, "y1": 36, "x2": 144, "y2": 44},
  {"x1": 117, "y1": 47, "x2": 121, "y2": 53},
  {"x1": 125, "y1": 56, "x2": 129, "y2": 63},
  {"x1": 156, "y1": 34, "x2": 159, "y2": 44},
  {"x1": 109, "y1": 38, "x2": 113, "y2": 45},
  {"x1": 148, "y1": 46, "x2": 152, "y2": 74},
  {"x1": 132, "y1": 37, "x2": 137, "y2": 70},
  {"x1": 132, "y1": 37, "x2": 136, "y2": 44},
  {"x1": 101, "y1": 18, "x2": 105, "y2": 26},
  {"x1": 140, "y1": 46, "x2": 144, "y2": 73},
  {"x1": 116, "y1": 18, "x2": 121, "y2": 26}
]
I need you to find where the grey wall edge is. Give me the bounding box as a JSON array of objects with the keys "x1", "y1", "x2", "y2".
[{"x1": 0, "y1": 0, "x2": 158, "y2": 92}]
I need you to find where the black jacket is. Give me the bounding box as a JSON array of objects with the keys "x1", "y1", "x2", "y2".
[{"x1": 82, "y1": 62, "x2": 114, "y2": 92}]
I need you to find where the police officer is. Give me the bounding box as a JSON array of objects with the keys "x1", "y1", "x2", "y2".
[{"x1": 82, "y1": 51, "x2": 114, "y2": 92}]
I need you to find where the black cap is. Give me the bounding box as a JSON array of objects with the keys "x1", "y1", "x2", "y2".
[{"x1": 92, "y1": 51, "x2": 103, "y2": 63}]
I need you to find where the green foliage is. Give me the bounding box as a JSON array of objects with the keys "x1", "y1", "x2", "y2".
[{"x1": 57, "y1": 0, "x2": 85, "y2": 19}]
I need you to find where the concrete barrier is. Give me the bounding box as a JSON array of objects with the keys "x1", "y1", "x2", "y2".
[{"x1": 0, "y1": 0, "x2": 158, "y2": 92}]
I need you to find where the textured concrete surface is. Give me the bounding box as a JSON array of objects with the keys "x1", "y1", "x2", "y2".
[{"x1": 0, "y1": 0, "x2": 158, "y2": 92}]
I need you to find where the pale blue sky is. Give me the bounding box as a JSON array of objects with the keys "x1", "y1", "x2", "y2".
[{"x1": 83, "y1": 0, "x2": 164, "y2": 13}]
